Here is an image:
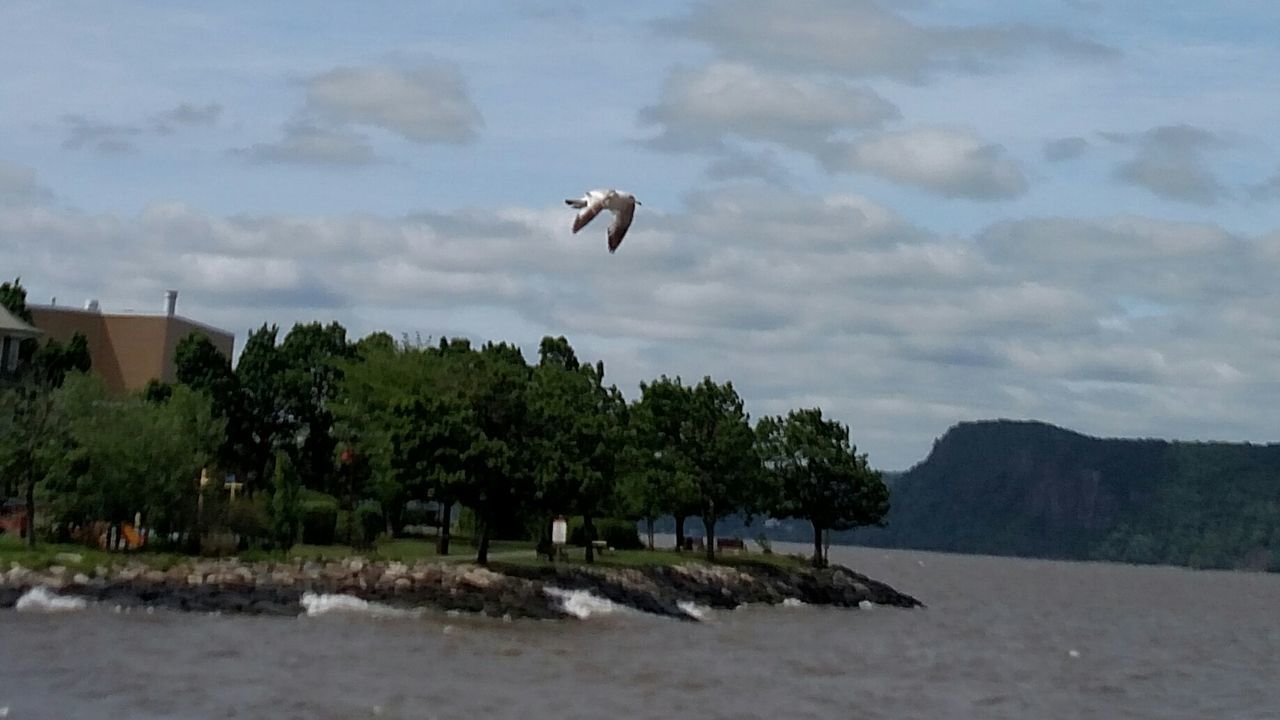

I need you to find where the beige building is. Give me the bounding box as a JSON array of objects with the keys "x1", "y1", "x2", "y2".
[
  {"x1": 29, "y1": 291, "x2": 235, "y2": 394},
  {"x1": 0, "y1": 304, "x2": 42, "y2": 375}
]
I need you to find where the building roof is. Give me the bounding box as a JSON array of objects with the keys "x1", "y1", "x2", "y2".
[{"x1": 0, "y1": 304, "x2": 42, "y2": 338}]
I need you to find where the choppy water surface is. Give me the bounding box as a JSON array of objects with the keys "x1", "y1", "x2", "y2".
[{"x1": 3, "y1": 541, "x2": 1279, "y2": 720}]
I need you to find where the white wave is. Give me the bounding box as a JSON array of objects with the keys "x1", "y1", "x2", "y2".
[
  {"x1": 782, "y1": 597, "x2": 806, "y2": 608},
  {"x1": 299, "y1": 593, "x2": 420, "y2": 619},
  {"x1": 677, "y1": 600, "x2": 710, "y2": 620},
  {"x1": 15, "y1": 586, "x2": 87, "y2": 613},
  {"x1": 858, "y1": 599, "x2": 874, "y2": 610},
  {"x1": 543, "y1": 587, "x2": 630, "y2": 619}
]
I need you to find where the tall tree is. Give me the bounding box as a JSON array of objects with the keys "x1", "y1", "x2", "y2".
[
  {"x1": 528, "y1": 337, "x2": 625, "y2": 563},
  {"x1": 334, "y1": 334, "x2": 451, "y2": 545},
  {"x1": 630, "y1": 376, "x2": 701, "y2": 549},
  {"x1": 453, "y1": 341, "x2": 532, "y2": 564},
  {"x1": 756, "y1": 408, "x2": 889, "y2": 567},
  {"x1": 0, "y1": 381, "x2": 66, "y2": 546},
  {"x1": 0, "y1": 277, "x2": 33, "y2": 323},
  {"x1": 684, "y1": 377, "x2": 762, "y2": 561},
  {"x1": 0, "y1": 279, "x2": 90, "y2": 546},
  {"x1": 39, "y1": 375, "x2": 224, "y2": 544},
  {"x1": 175, "y1": 332, "x2": 243, "y2": 470},
  {"x1": 279, "y1": 321, "x2": 351, "y2": 495},
  {"x1": 234, "y1": 324, "x2": 289, "y2": 493},
  {"x1": 1, "y1": 277, "x2": 90, "y2": 383}
]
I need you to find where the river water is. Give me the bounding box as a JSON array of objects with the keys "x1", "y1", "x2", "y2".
[{"x1": 3, "y1": 540, "x2": 1279, "y2": 720}]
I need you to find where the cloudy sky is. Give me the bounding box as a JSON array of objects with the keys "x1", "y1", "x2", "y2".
[{"x1": 3, "y1": 1, "x2": 1280, "y2": 469}]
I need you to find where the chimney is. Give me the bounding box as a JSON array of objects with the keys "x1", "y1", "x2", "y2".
[
  {"x1": 164, "y1": 290, "x2": 178, "y2": 317},
  {"x1": 84, "y1": 299, "x2": 99, "y2": 312}
]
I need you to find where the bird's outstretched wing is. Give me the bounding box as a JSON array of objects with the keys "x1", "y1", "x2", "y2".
[
  {"x1": 572, "y1": 194, "x2": 606, "y2": 233},
  {"x1": 607, "y1": 200, "x2": 635, "y2": 253}
]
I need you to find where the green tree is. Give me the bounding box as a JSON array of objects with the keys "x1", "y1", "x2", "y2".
[
  {"x1": 453, "y1": 341, "x2": 533, "y2": 564},
  {"x1": 0, "y1": 277, "x2": 33, "y2": 323},
  {"x1": 527, "y1": 337, "x2": 625, "y2": 563},
  {"x1": 234, "y1": 324, "x2": 289, "y2": 493},
  {"x1": 684, "y1": 377, "x2": 762, "y2": 561},
  {"x1": 629, "y1": 376, "x2": 701, "y2": 549},
  {"x1": 334, "y1": 334, "x2": 450, "y2": 546},
  {"x1": 390, "y1": 391, "x2": 472, "y2": 553},
  {"x1": 279, "y1": 321, "x2": 351, "y2": 495},
  {"x1": 269, "y1": 450, "x2": 302, "y2": 550},
  {"x1": 0, "y1": 381, "x2": 68, "y2": 546},
  {"x1": 175, "y1": 332, "x2": 243, "y2": 470},
  {"x1": 1, "y1": 277, "x2": 91, "y2": 386},
  {"x1": 39, "y1": 375, "x2": 224, "y2": 543},
  {"x1": 756, "y1": 408, "x2": 889, "y2": 567}
]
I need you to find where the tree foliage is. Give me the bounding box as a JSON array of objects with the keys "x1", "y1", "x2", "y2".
[
  {"x1": 39, "y1": 374, "x2": 224, "y2": 539},
  {"x1": 756, "y1": 408, "x2": 889, "y2": 567}
]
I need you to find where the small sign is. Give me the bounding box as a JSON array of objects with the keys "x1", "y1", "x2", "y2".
[{"x1": 551, "y1": 516, "x2": 568, "y2": 545}]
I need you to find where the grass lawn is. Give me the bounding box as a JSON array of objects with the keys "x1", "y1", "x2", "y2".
[
  {"x1": 0, "y1": 532, "x2": 189, "y2": 572},
  {"x1": 491, "y1": 544, "x2": 809, "y2": 570},
  {"x1": 2, "y1": 532, "x2": 806, "y2": 571}
]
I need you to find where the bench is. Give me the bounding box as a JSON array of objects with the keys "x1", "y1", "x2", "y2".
[
  {"x1": 716, "y1": 537, "x2": 746, "y2": 553},
  {"x1": 682, "y1": 537, "x2": 705, "y2": 551},
  {"x1": 590, "y1": 540, "x2": 609, "y2": 555}
]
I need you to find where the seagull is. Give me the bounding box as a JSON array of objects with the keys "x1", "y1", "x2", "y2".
[{"x1": 565, "y1": 188, "x2": 641, "y2": 253}]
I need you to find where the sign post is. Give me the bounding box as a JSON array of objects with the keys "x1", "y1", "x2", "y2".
[{"x1": 551, "y1": 515, "x2": 568, "y2": 562}]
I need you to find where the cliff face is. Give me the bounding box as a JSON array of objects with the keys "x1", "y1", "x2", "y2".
[{"x1": 848, "y1": 420, "x2": 1280, "y2": 571}]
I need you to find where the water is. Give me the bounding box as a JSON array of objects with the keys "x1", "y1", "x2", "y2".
[{"x1": 3, "y1": 541, "x2": 1279, "y2": 720}]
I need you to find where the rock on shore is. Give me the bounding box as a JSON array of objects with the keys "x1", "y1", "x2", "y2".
[{"x1": 0, "y1": 557, "x2": 922, "y2": 621}]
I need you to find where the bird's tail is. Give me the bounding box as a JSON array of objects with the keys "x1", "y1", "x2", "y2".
[{"x1": 565, "y1": 198, "x2": 587, "y2": 208}]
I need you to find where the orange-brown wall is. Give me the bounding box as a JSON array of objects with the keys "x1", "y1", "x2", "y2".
[{"x1": 29, "y1": 306, "x2": 235, "y2": 394}]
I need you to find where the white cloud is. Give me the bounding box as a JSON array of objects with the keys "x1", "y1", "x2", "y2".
[
  {"x1": 0, "y1": 161, "x2": 54, "y2": 207},
  {"x1": 152, "y1": 102, "x2": 222, "y2": 134},
  {"x1": 59, "y1": 114, "x2": 141, "y2": 154},
  {"x1": 640, "y1": 62, "x2": 898, "y2": 154},
  {"x1": 1247, "y1": 169, "x2": 1280, "y2": 203},
  {"x1": 304, "y1": 63, "x2": 483, "y2": 145},
  {"x1": 232, "y1": 122, "x2": 376, "y2": 166},
  {"x1": 1104, "y1": 124, "x2": 1228, "y2": 205},
  {"x1": 1043, "y1": 136, "x2": 1089, "y2": 162},
  {"x1": 660, "y1": 0, "x2": 1116, "y2": 83},
  {"x1": 3, "y1": 186, "x2": 1277, "y2": 468},
  {"x1": 704, "y1": 148, "x2": 792, "y2": 185},
  {"x1": 834, "y1": 127, "x2": 1028, "y2": 200}
]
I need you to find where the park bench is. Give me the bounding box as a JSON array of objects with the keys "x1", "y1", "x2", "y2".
[
  {"x1": 716, "y1": 537, "x2": 746, "y2": 553},
  {"x1": 590, "y1": 539, "x2": 609, "y2": 555},
  {"x1": 682, "y1": 536, "x2": 706, "y2": 551}
]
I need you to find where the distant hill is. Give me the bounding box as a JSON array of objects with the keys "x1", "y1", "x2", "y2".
[
  {"x1": 663, "y1": 420, "x2": 1280, "y2": 571},
  {"x1": 846, "y1": 420, "x2": 1280, "y2": 571}
]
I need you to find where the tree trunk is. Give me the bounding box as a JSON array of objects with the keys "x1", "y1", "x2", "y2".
[
  {"x1": 476, "y1": 517, "x2": 490, "y2": 565},
  {"x1": 812, "y1": 522, "x2": 824, "y2": 568},
  {"x1": 674, "y1": 515, "x2": 686, "y2": 551},
  {"x1": 437, "y1": 501, "x2": 452, "y2": 555},
  {"x1": 584, "y1": 512, "x2": 596, "y2": 564},
  {"x1": 646, "y1": 517, "x2": 655, "y2": 550},
  {"x1": 704, "y1": 515, "x2": 716, "y2": 562},
  {"x1": 24, "y1": 466, "x2": 35, "y2": 548}
]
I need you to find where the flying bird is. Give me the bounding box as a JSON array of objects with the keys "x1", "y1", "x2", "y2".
[{"x1": 565, "y1": 188, "x2": 641, "y2": 253}]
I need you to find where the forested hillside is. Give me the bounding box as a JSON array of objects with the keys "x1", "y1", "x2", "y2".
[{"x1": 847, "y1": 420, "x2": 1280, "y2": 571}]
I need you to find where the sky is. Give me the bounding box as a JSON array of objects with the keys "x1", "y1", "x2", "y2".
[{"x1": 3, "y1": 1, "x2": 1280, "y2": 470}]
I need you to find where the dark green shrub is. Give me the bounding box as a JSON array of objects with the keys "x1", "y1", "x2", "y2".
[
  {"x1": 270, "y1": 453, "x2": 302, "y2": 550},
  {"x1": 300, "y1": 502, "x2": 338, "y2": 545},
  {"x1": 355, "y1": 502, "x2": 385, "y2": 546},
  {"x1": 567, "y1": 517, "x2": 642, "y2": 550},
  {"x1": 227, "y1": 496, "x2": 271, "y2": 540}
]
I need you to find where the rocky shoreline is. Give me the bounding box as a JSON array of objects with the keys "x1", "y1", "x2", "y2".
[{"x1": 0, "y1": 556, "x2": 923, "y2": 621}]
